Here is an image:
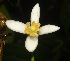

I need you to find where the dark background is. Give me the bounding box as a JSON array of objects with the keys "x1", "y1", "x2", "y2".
[{"x1": 0, "y1": 0, "x2": 70, "y2": 61}]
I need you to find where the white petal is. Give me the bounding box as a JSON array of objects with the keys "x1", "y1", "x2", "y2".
[
  {"x1": 25, "y1": 36, "x2": 38, "y2": 52},
  {"x1": 31, "y1": 3, "x2": 40, "y2": 24},
  {"x1": 39, "y1": 25, "x2": 60, "y2": 35},
  {"x1": 6, "y1": 20, "x2": 27, "y2": 34}
]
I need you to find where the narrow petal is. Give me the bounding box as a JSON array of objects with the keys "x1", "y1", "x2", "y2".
[
  {"x1": 6, "y1": 20, "x2": 27, "y2": 34},
  {"x1": 25, "y1": 36, "x2": 38, "y2": 52},
  {"x1": 39, "y1": 25, "x2": 60, "y2": 35},
  {"x1": 31, "y1": 3, "x2": 40, "y2": 24}
]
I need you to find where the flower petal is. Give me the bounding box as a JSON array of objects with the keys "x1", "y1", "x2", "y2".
[
  {"x1": 39, "y1": 25, "x2": 60, "y2": 35},
  {"x1": 25, "y1": 36, "x2": 38, "y2": 52},
  {"x1": 6, "y1": 20, "x2": 27, "y2": 34},
  {"x1": 31, "y1": 3, "x2": 40, "y2": 24}
]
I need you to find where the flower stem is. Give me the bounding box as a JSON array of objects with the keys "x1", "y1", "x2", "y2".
[{"x1": 31, "y1": 56, "x2": 34, "y2": 61}]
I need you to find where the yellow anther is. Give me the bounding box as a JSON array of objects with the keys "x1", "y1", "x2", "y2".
[
  {"x1": 26, "y1": 22, "x2": 30, "y2": 27},
  {"x1": 32, "y1": 21, "x2": 35, "y2": 25},
  {"x1": 24, "y1": 21, "x2": 40, "y2": 37},
  {"x1": 30, "y1": 26, "x2": 35, "y2": 31}
]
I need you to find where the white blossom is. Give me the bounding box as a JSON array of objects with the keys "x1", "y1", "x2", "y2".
[{"x1": 6, "y1": 3, "x2": 60, "y2": 52}]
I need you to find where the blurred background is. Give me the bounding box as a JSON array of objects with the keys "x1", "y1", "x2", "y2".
[{"x1": 0, "y1": 0, "x2": 70, "y2": 61}]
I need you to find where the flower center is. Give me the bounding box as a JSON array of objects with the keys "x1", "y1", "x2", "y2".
[
  {"x1": 31, "y1": 26, "x2": 35, "y2": 31},
  {"x1": 24, "y1": 21, "x2": 40, "y2": 37}
]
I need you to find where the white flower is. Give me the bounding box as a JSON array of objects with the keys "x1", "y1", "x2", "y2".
[{"x1": 6, "y1": 3, "x2": 60, "y2": 52}]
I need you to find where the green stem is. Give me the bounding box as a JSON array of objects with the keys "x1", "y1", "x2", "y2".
[{"x1": 31, "y1": 56, "x2": 34, "y2": 61}]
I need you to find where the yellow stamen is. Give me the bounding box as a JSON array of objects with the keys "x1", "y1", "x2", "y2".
[
  {"x1": 26, "y1": 22, "x2": 30, "y2": 27},
  {"x1": 24, "y1": 21, "x2": 40, "y2": 37}
]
